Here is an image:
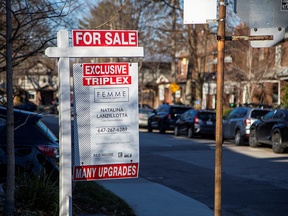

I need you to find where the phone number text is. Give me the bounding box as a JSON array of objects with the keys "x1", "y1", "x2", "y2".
[{"x1": 97, "y1": 126, "x2": 128, "y2": 133}]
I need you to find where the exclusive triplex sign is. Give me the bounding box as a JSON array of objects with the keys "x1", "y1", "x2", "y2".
[
  {"x1": 72, "y1": 30, "x2": 138, "y2": 47},
  {"x1": 73, "y1": 63, "x2": 139, "y2": 181},
  {"x1": 83, "y1": 63, "x2": 131, "y2": 85}
]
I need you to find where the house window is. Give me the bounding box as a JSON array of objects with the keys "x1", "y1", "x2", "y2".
[
  {"x1": 275, "y1": 45, "x2": 282, "y2": 66},
  {"x1": 259, "y1": 48, "x2": 264, "y2": 61},
  {"x1": 180, "y1": 61, "x2": 184, "y2": 75},
  {"x1": 272, "y1": 82, "x2": 279, "y2": 104},
  {"x1": 43, "y1": 77, "x2": 47, "y2": 83},
  {"x1": 243, "y1": 85, "x2": 249, "y2": 103},
  {"x1": 28, "y1": 91, "x2": 36, "y2": 100},
  {"x1": 159, "y1": 86, "x2": 164, "y2": 101}
]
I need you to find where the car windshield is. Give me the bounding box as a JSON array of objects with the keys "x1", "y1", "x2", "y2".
[
  {"x1": 199, "y1": 113, "x2": 216, "y2": 120},
  {"x1": 171, "y1": 108, "x2": 190, "y2": 115},
  {"x1": 139, "y1": 109, "x2": 152, "y2": 115},
  {"x1": 250, "y1": 110, "x2": 271, "y2": 118},
  {"x1": 36, "y1": 120, "x2": 58, "y2": 143},
  {"x1": 262, "y1": 111, "x2": 274, "y2": 120}
]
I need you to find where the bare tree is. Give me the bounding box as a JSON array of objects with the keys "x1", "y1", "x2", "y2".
[
  {"x1": 225, "y1": 24, "x2": 276, "y2": 104},
  {"x1": 0, "y1": 0, "x2": 80, "y2": 214}
]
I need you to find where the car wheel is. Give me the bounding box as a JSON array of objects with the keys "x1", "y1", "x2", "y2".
[
  {"x1": 148, "y1": 122, "x2": 152, "y2": 132},
  {"x1": 159, "y1": 121, "x2": 165, "y2": 134},
  {"x1": 249, "y1": 129, "x2": 259, "y2": 148},
  {"x1": 235, "y1": 130, "x2": 244, "y2": 146},
  {"x1": 174, "y1": 125, "x2": 180, "y2": 136},
  {"x1": 272, "y1": 132, "x2": 284, "y2": 153},
  {"x1": 188, "y1": 126, "x2": 194, "y2": 138}
]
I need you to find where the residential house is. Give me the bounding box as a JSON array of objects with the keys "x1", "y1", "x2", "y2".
[
  {"x1": 14, "y1": 58, "x2": 58, "y2": 106},
  {"x1": 175, "y1": 24, "x2": 288, "y2": 110},
  {"x1": 223, "y1": 24, "x2": 288, "y2": 108},
  {"x1": 139, "y1": 59, "x2": 171, "y2": 109}
]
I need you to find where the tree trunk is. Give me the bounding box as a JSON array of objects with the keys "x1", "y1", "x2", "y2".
[
  {"x1": 5, "y1": 0, "x2": 15, "y2": 215},
  {"x1": 171, "y1": 0, "x2": 176, "y2": 104}
]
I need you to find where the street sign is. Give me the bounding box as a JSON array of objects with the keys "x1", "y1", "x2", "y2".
[
  {"x1": 72, "y1": 30, "x2": 138, "y2": 47},
  {"x1": 169, "y1": 82, "x2": 180, "y2": 93},
  {"x1": 183, "y1": 0, "x2": 217, "y2": 24},
  {"x1": 73, "y1": 63, "x2": 139, "y2": 181},
  {"x1": 234, "y1": 0, "x2": 288, "y2": 47}
]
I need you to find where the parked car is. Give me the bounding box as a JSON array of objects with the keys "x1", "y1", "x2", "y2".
[
  {"x1": 249, "y1": 109, "x2": 288, "y2": 153},
  {"x1": 139, "y1": 104, "x2": 154, "y2": 110},
  {"x1": 148, "y1": 104, "x2": 191, "y2": 133},
  {"x1": 0, "y1": 107, "x2": 59, "y2": 182},
  {"x1": 223, "y1": 106, "x2": 271, "y2": 145},
  {"x1": 174, "y1": 109, "x2": 216, "y2": 138},
  {"x1": 14, "y1": 101, "x2": 37, "y2": 112},
  {"x1": 139, "y1": 108, "x2": 152, "y2": 128}
]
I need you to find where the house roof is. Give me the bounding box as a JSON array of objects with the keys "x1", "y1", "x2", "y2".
[
  {"x1": 40, "y1": 84, "x2": 57, "y2": 91},
  {"x1": 156, "y1": 74, "x2": 173, "y2": 84}
]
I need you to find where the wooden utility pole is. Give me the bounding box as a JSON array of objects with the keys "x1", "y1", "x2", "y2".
[
  {"x1": 213, "y1": 2, "x2": 272, "y2": 216},
  {"x1": 215, "y1": 1, "x2": 225, "y2": 215}
]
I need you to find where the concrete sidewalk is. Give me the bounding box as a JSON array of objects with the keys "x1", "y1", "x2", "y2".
[{"x1": 95, "y1": 177, "x2": 214, "y2": 216}]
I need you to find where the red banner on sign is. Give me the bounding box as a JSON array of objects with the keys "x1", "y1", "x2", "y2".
[
  {"x1": 83, "y1": 63, "x2": 129, "y2": 76},
  {"x1": 73, "y1": 163, "x2": 139, "y2": 181},
  {"x1": 72, "y1": 30, "x2": 138, "y2": 47},
  {"x1": 83, "y1": 76, "x2": 131, "y2": 86}
]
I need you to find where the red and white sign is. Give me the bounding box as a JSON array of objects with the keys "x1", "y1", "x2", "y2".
[
  {"x1": 72, "y1": 30, "x2": 138, "y2": 47},
  {"x1": 83, "y1": 63, "x2": 131, "y2": 86},
  {"x1": 83, "y1": 76, "x2": 131, "y2": 86},
  {"x1": 73, "y1": 63, "x2": 139, "y2": 181},
  {"x1": 73, "y1": 163, "x2": 138, "y2": 181},
  {"x1": 83, "y1": 63, "x2": 129, "y2": 76}
]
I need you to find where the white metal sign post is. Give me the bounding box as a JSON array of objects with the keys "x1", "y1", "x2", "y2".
[{"x1": 45, "y1": 29, "x2": 144, "y2": 216}]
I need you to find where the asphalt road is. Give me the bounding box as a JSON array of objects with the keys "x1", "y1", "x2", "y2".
[
  {"x1": 138, "y1": 129, "x2": 288, "y2": 216},
  {"x1": 42, "y1": 115, "x2": 288, "y2": 216}
]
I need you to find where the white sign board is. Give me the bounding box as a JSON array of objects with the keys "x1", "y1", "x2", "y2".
[
  {"x1": 183, "y1": 0, "x2": 217, "y2": 24},
  {"x1": 234, "y1": 0, "x2": 288, "y2": 47},
  {"x1": 73, "y1": 63, "x2": 139, "y2": 181},
  {"x1": 175, "y1": 90, "x2": 181, "y2": 98}
]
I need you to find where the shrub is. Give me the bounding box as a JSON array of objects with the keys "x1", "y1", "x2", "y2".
[{"x1": 14, "y1": 170, "x2": 59, "y2": 215}]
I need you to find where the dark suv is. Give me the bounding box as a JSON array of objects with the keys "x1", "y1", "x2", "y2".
[
  {"x1": 0, "y1": 107, "x2": 59, "y2": 181},
  {"x1": 148, "y1": 104, "x2": 191, "y2": 133},
  {"x1": 249, "y1": 109, "x2": 288, "y2": 153},
  {"x1": 174, "y1": 109, "x2": 216, "y2": 138},
  {"x1": 223, "y1": 106, "x2": 271, "y2": 145}
]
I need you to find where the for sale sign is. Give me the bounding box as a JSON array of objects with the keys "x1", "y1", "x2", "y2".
[
  {"x1": 73, "y1": 63, "x2": 139, "y2": 181},
  {"x1": 72, "y1": 30, "x2": 138, "y2": 47}
]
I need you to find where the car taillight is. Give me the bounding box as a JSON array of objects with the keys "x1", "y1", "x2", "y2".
[
  {"x1": 139, "y1": 114, "x2": 144, "y2": 118},
  {"x1": 194, "y1": 113, "x2": 200, "y2": 123},
  {"x1": 245, "y1": 119, "x2": 251, "y2": 126},
  {"x1": 37, "y1": 146, "x2": 59, "y2": 158},
  {"x1": 166, "y1": 113, "x2": 171, "y2": 119}
]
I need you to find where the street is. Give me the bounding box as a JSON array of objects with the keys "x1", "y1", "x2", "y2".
[
  {"x1": 139, "y1": 129, "x2": 288, "y2": 216},
  {"x1": 42, "y1": 115, "x2": 288, "y2": 216}
]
